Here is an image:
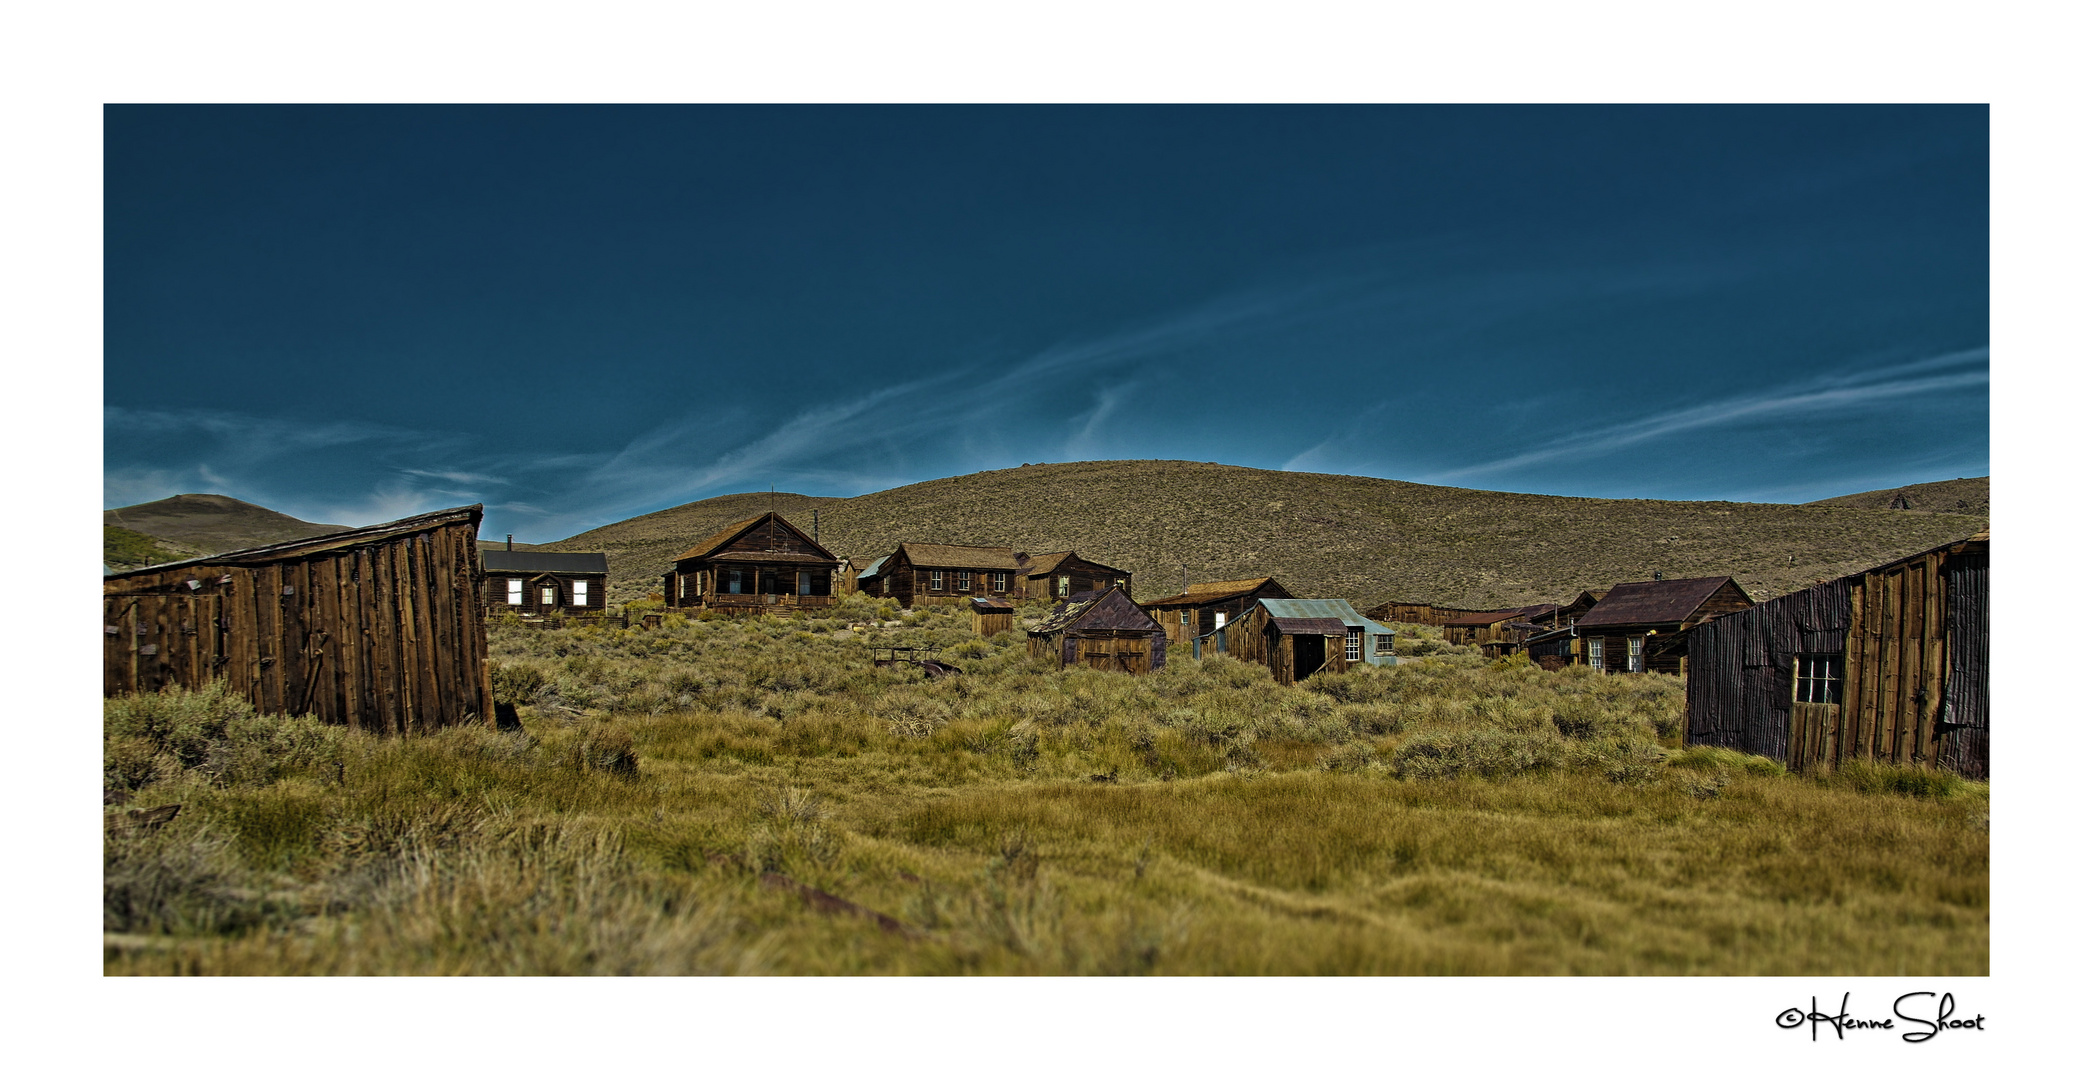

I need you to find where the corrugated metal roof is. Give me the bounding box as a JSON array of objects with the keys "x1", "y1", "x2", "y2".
[
  {"x1": 969, "y1": 596, "x2": 1015, "y2": 613},
  {"x1": 481, "y1": 550, "x2": 609, "y2": 574},
  {"x1": 1578, "y1": 577, "x2": 1737, "y2": 629},
  {"x1": 1255, "y1": 598, "x2": 1392, "y2": 635},
  {"x1": 900, "y1": 543, "x2": 1024, "y2": 570},
  {"x1": 856, "y1": 555, "x2": 888, "y2": 580},
  {"x1": 1271, "y1": 616, "x2": 1348, "y2": 635}
]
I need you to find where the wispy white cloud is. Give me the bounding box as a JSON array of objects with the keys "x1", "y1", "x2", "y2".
[{"x1": 1432, "y1": 346, "x2": 1989, "y2": 482}]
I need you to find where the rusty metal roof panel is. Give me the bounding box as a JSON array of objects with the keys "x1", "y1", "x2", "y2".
[
  {"x1": 1270, "y1": 616, "x2": 1349, "y2": 635},
  {"x1": 900, "y1": 543, "x2": 1025, "y2": 570},
  {"x1": 1577, "y1": 577, "x2": 1736, "y2": 629},
  {"x1": 1256, "y1": 599, "x2": 1392, "y2": 635}
]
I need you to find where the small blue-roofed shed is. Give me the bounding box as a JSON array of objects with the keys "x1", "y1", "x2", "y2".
[{"x1": 1221, "y1": 598, "x2": 1401, "y2": 684}]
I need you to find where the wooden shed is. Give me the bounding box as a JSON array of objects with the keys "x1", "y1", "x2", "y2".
[
  {"x1": 1027, "y1": 586, "x2": 1167, "y2": 674},
  {"x1": 1573, "y1": 576, "x2": 1755, "y2": 675},
  {"x1": 1684, "y1": 532, "x2": 1988, "y2": 778},
  {"x1": 969, "y1": 595, "x2": 1015, "y2": 636},
  {"x1": 1019, "y1": 551, "x2": 1134, "y2": 602},
  {"x1": 1441, "y1": 604, "x2": 1557, "y2": 647},
  {"x1": 867, "y1": 543, "x2": 1026, "y2": 607},
  {"x1": 482, "y1": 548, "x2": 610, "y2": 616},
  {"x1": 1224, "y1": 599, "x2": 1399, "y2": 685},
  {"x1": 102, "y1": 505, "x2": 494, "y2": 734},
  {"x1": 1142, "y1": 576, "x2": 1294, "y2": 643},
  {"x1": 662, "y1": 512, "x2": 840, "y2": 612}
]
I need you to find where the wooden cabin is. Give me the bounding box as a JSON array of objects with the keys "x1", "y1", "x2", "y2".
[
  {"x1": 103, "y1": 505, "x2": 495, "y2": 734},
  {"x1": 1141, "y1": 576, "x2": 1294, "y2": 644},
  {"x1": 662, "y1": 512, "x2": 839, "y2": 612},
  {"x1": 1019, "y1": 551, "x2": 1134, "y2": 602},
  {"x1": 1365, "y1": 600, "x2": 1443, "y2": 626},
  {"x1": 1684, "y1": 532, "x2": 1988, "y2": 779},
  {"x1": 969, "y1": 595, "x2": 1015, "y2": 636},
  {"x1": 1441, "y1": 604, "x2": 1557, "y2": 647},
  {"x1": 866, "y1": 543, "x2": 1026, "y2": 607},
  {"x1": 482, "y1": 549, "x2": 610, "y2": 616},
  {"x1": 1224, "y1": 599, "x2": 1401, "y2": 685},
  {"x1": 1573, "y1": 576, "x2": 1756, "y2": 675},
  {"x1": 1027, "y1": 586, "x2": 1167, "y2": 674}
]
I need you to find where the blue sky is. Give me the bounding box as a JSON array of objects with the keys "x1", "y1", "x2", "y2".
[{"x1": 104, "y1": 106, "x2": 1987, "y2": 540}]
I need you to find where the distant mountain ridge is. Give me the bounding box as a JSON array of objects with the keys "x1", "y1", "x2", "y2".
[
  {"x1": 1807, "y1": 476, "x2": 1988, "y2": 517},
  {"x1": 103, "y1": 494, "x2": 346, "y2": 570},
  {"x1": 515, "y1": 461, "x2": 1990, "y2": 608}
]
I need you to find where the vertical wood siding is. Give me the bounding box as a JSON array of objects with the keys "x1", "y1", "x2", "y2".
[{"x1": 104, "y1": 509, "x2": 492, "y2": 734}]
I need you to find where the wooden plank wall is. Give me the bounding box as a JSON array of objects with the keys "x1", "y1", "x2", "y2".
[
  {"x1": 1937, "y1": 551, "x2": 1989, "y2": 779},
  {"x1": 104, "y1": 519, "x2": 492, "y2": 733}
]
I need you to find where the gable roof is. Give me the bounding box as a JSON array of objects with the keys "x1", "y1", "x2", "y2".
[
  {"x1": 1577, "y1": 577, "x2": 1739, "y2": 629},
  {"x1": 105, "y1": 505, "x2": 482, "y2": 579},
  {"x1": 671, "y1": 512, "x2": 835, "y2": 563},
  {"x1": 856, "y1": 555, "x2": 888, "y2": 581},
  {"x1": 1018, "y1": 550, "x2": 1073, "y2": 575},
  {"x1": 1255, "y1": 598, "x2": 1392, "y2": 635},
  {"x1": 1029, "y1": 585, "x2": 1162, "y2": 636},
  {"x1": 898, "y1": 542, "x2": 1024, "y2": 570},
  {"x1": 1142, "y1": 577, "x2": 1289, "y2": 607},
  {"x1": 481, "y1": 550, "x2": 609, "y2": 575},
  {"x1": 1442, "y1": 608, "x2": 1528, "y2": 628}
]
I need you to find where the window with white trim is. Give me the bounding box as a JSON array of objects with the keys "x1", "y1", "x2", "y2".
[
  {"x1": 507, "y1": 579, "x2": 523, "y2": 605},
  {"x1": 1588, "y1": 639, "x2": 1605, "y2": 671},
  {"x1": 1345, "y1": 629, "x2": 1362, "y2": 661},
  {"x1": 1180, "y1": 611, "x2": 1191, "y2": 625},
  {"x1": 573, "y1": 580, "x2": 588, "y2": 607},
  {"x1": 930, "y1": 570, "x2": 944, "y2": 591},
  {"x1": 541, "y1": 585, "x2": 557, "y2": 606},
  {"x1": 1626, "y1": 635, "x2": 1643, "y2": 673},
  {"x1": 955, "y1": 571, "x2": 972, "y2": 592},
  {"x1": 991, "y1": 572, "x2": 1008, "y2": 592},
  {"x1": 1057, "y1": 575, "x2": 1070, "y2": 597},
  {"x1": 1795, "y1": 654, "x2": 1843, "y2": 704}
]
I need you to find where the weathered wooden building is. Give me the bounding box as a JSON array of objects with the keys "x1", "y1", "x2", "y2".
[
  {"x1": 1027, "y1": 586, "x2": 1167, "y2": 673},
  {"x1": 1574, "y1": 576, "x2": 1756, "y2": 675},
  {"x1": 1441, "y1": 604, "x2": 1558, "y2": 647},
  {"x1": 1224, "y1": 599, "x2": 1400, "y2": 686},
  {"x1": 1020, "y1": 551, "x2": 1134, "y2": 602},
  {"x1": 1684, "y1": 533, "x2": 1988, "y2": 778},
  {"x1": 103, "y1": 505, "x2": 495, "y2": 734},
  {"x1": 969, "y1": 595, "x2": 1015, "y2": 636},
  {"x1": 1141, "y1": 576, "x2": 1295, "y2": 644},
  {"x1": 482, "y1": 548, "x2": 610, "y2": 616},
  {"x1": 662, "y1": 512, "x2": 839, "y2": 612},
  {"x1": 866, "y1": 543, "x2": 1027, "y2": 606}
]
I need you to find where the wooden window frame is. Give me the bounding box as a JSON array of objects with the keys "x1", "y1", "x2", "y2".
[
  {"x1": 1588, "y1": 638, "x2": 1605, "y2": 671},
  {"x1": 507, "y1": 578, "x2": 523, "y2": 605},
  {"x1": 1794, "y1": 653, "x2": 1843, "y2": 704},
  {"x1": 1057, "y1": 575, "x2": 1070, "y2": 597},
  {"x1": 955, "y1": 570, "x2": 972, "y2": 592},
  {"x1": 541, "y1": 584, "x2": 558, "y2": 607},
  {"x1": 991, "y1": 571, "x2": 1008, "y2": 592},
  {"x1": 1345, "y1": 629, "x2": 1362, "y2": 661},
  {"x1": 573, "y1": 579, "x2": 589, "y2": 608},
  {"x1": 1626, "y1": 635, "x2": 1643, "y2": 673},
  {"x1": 930, "y1": 570, "x2": 944, "y2": 591},
  {"x1": 1374, "y1": 633, "x2": 1394, "y2": 656}
]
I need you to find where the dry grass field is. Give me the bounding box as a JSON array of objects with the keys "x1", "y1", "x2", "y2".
[{"x1": 104, "y1": 598, "x2": 1987, "y2": 976}]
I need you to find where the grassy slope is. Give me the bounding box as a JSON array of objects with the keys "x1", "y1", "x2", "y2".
[
  {"x1": 1807, "y1": 475, "x2": 1989, "y2": 517},
  {"x1": 103, "y1": 494, "x2": 346, "y2": 557},
  {"x1": 103, "y1": 525, "x2": 203, "y2": 572},
  {"x1": 527, "y1": 461, "x2": 1988, "y2": 608},
  {"x1": 104, "y1": 603, "x2": 1987, "y2": 975}
]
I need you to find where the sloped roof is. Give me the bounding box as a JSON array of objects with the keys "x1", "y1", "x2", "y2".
[
  {"x1": 1443, "y1": 608, "x2": 1527, "y2": 627},
  {"x1": 1256, "y1": 599, "x2": 1392, "y2": 635},
  {"x1": 1271, "y1": 616, "x2": 1348, "y2": 635},
  {"x1": 1142, "y1": 577, "x2": 1288, "y2": 607},
  {"x1": 1019, "y1": 550, "x2": 1073, "y2": 574},
  {"x1": 481, "y1": 550, "x2": 609, "y2": 575},
  {"x1": 856, "y1": 555, "x2": 888, "y2": 580},
  {"x1": 106, "y1": 505, "x2": 482, "y2": 578},
  {"x1": 900, "y1": 542, "x2": 1024, "y2": 570},
  {"x1": 1029, "y1": 586, "x2": 1161, "y2": 636},
  {"x1": 671, "y1": 512, "x2": 834, "y2": 563},
  {"x1": 969, "y1": 595, "x2": 1015, "y2": 614},
  {"x1": 1577, "y1": 577, "x2": 1738, "y2": 629}
]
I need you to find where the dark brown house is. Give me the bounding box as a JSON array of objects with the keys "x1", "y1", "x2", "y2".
[
  {"x1": 1141, "y1": 576, "x2": 1294, "y2": 643},
  {"x1": 1442, "y1": 604, "x2": 1558, "y2": 647},
  {"x1": 866, "y1": 543, "x2": 1026, "y2": 606},
  {"x1": 1574, "y1": 576, "x2": 1755, "y2": 675},
  {"x1": 1020, "y1": 551, "x2": 1134, "y2": 602},
  {"x1": 1224, "y1": 602, "x2": 1349, "y2": 687},
  {"x1": 1684, "y1": 532, "x2": 1988, "y2": 778},
  {"x1": 1027, "y1": 586, "x2": 1168, "y2": 674},
  {"x1": 482, "y1": 549, "x2": 610, "y2": 615},
  {"x1": 103, "y1": 505, "x2": 495, "y2": 734},
  {"x1": 662, "y1": 512, "x2": 839, "y2": 612}
]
